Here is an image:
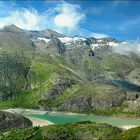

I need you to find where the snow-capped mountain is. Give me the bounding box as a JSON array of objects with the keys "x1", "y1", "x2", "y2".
[
  {"x1": 3, "y1": 25, "x2": 126, "y2": 54},
  {"x1": 35, "y1": 34, "x2": 125, "y2": 52}
]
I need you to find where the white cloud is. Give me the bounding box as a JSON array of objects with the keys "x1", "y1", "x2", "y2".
[
  {"x1": 11, "y1": 9, "x2": 40, "y2": 30},
  {"x1": 0, "y1": 1, "x2": 108, "y2": 38},
  {"x1": 0, "y1": 2, "x2": 85, "y2": 33},
  {"x1": 0, "y1": 8, "x2": 41, "y2": 30},
  {"x1": 91, "y1": 32, "x2": 109, "y2": 38},
  {"x1": 0, "y1": 23, "x2": 6, "y2": 29},
  {"x1": 113, "y1": 41, "x2": 140, "y2": 56},
  {"x1": 53, "y1": 2, "x2": 85, "y2": 32}
]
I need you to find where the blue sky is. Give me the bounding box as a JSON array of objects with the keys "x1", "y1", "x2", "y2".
[{"x1": 0, "y1": 0, "x2": 140, "y2": 41}]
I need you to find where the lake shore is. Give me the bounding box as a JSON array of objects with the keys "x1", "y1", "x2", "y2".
[
  {"x1": 2, "y1": 108, "x2": 140, "y2": 130},
  {"x1": 2, "y1": 108, "x2": 54, "y2": 127},
  {"x1": 3, "y1": 108, "x2": 48, "y2": 115},
  {"x1": 3, "y1": 108, "x2": 86, "y2": 116},
  {"x1": 25, "y1": 116, "x2": 54, "y2": 127}
]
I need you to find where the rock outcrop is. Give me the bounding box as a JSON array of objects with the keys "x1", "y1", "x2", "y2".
[
  {"x1": 61, "y1": 89, "x2": 126, "y2": 111},
  {"x1": 0, "y1": 111, "x2": 32, "y2": 132}
]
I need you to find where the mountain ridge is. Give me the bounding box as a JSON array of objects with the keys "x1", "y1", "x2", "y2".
[{"x1": 0, "y1": 24, "x2": 140, "y2": 116}]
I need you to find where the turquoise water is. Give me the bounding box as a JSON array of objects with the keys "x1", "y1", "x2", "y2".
[{"x1": 29, "y1": 112, "x2": 140, "y2": 127}]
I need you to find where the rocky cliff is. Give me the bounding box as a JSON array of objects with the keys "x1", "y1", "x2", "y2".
[{"x1": 0, "y1": 111, "x2": 32, "y2": 132}]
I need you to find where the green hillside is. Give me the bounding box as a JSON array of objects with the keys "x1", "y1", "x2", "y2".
[
  {"x1": 0, "y1": 121, "x2": 122, "y2": 140},
  {"x1": 0, "y1": 26, "x2": 140, "y2": 116}
]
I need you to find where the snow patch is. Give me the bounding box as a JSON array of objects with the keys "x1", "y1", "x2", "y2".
[
  {"x1": 122, "y1": 41, "x2": 127, "y2": 45},
  {"x1": 59, "y1": 36, "x2": 86, "y2": 43},
  {"x1": 58, "y1": 37, "x2": 74, "y2": 43},
  {"x1": 107, "y1": 42, "x2": 119, "y2": 47},
  {"x1": 38, "y1": 37, "x2": 51, "y2": 43},
  {"x1": 91, "y1": 43, "x2": 99, "y2": 50},
  {"x1": 73, "y1": 36, "x2": 86, "y2": 41},
  {"x1": 97, "y1": 40, "x2": 103, "y2": 43}
]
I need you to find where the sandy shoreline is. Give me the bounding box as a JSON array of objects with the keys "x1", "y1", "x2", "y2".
[
  {"x1": 120, "y1": 125, "x2": 139, "y2": 130},
  {"x1": 25, "y1": 116, "x2": 54, "y2": 127},
  {"x1": 3, "y1": 108, "x2": 48, "y2": 115},
  {"x1": 3, "y1": 108, "x2": 54, "y2": 127},
  {"x1": 3, "y1": 108, "x2": 86, "y2": 116}
]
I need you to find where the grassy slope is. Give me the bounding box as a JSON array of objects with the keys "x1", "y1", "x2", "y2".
[
  {"x1": 0, "y1": 50, "x2": 140, "y2": 116},
  {"x1": 1, "y1": 122, "x2": 140, "y2": 140},
  {"x1": 0, "y1": 121, "x2": 122, "y2": 140},
  {"x1": 110, "y1": 126, "x2": 140, "y2": 140},
  {"x1": 0, "y1": 51, "x2": 82, "y2": 109}
]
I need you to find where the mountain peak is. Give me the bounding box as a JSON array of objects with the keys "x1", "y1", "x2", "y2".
[
  {"x1": 41, "y1": 29, "x2": 65, "y2": 38},
  {"x1": 3, "y1": 24, "x2": 23, "y2": 33}
]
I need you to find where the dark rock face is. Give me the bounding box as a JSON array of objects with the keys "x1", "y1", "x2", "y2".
[
  {"x1": 126, "y1": 92, "x2": 140, "y2": 100},
  {"x1": 25, "y1": 30, "x2": 44, "y2": 39},
  {"x1": 54, "y1": 37, "x2": 66, "y2": 54},
  {"x1": 85, "y1": 37, "x2": 97, "y2": 46},
  {"x1": 48, "y1": 37, "x2": 66, "y2": 54},
  {"x1": 0, "y1": 111, "x2": 32, "y2": 132},
  {"x1": 38, "y1": 78, "x2": 76, "y2": 110},
  {"x1": 61, "y1": 89, "x2": 126, "y2": 111},
  {"x1": 101, "y1": 37, "x2": 117, "y2": 43},
  {"x1": 89, "y1": 49, "x2": 95, "y2": 56}
]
